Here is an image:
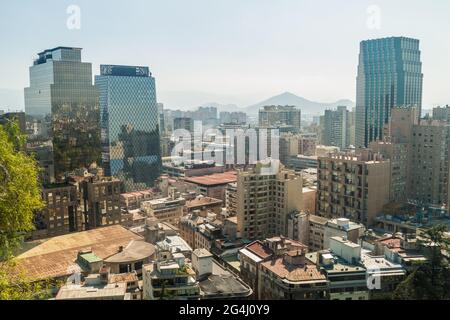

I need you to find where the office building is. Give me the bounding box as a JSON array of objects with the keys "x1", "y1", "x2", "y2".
[
  {"x1": 95, "y1": 65, "x2": 161, "y2": 191},
  {"x1": 24, "y1": 47, "x2": 101, "y2": 181},
  {"x1": 355, "y1": 37, "x2": 423, "y2": 147},
  {"x1": 259, "y1": 105, "x2": 301, "y2": 132}
]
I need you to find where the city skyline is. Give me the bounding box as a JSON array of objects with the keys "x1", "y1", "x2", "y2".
[{"x1": 1, "y1": 0, "x2": 450, "y2": 110}]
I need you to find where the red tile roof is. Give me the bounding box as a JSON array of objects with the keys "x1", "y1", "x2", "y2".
[
  {"x1": 183, "y1": 171, "x2": 237, "y2": 186},
  {"x1": 246, "y1": 241, "x2": 274, "y2": 260}
]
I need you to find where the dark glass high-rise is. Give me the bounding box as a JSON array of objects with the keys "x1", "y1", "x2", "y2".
[
  {"x1": 355, "y1": 37, "x2": 423, "y2": 147},
  {"x1": 24, "y1": 47, "x2": 101, "y2": 181},
  {"x1": 95, "y1": 65, "x2": 161, "y2": 192}
]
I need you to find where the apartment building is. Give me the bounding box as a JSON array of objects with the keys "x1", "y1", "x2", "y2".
[
  {"x1": 76, "y1": 176, "x2": 123, "y2": 229},
  {"x1": 239, "y1": 237, "x2": 307, "y2": 299},
  {"x1": 409, "y1": 119, "x2": 450, "y2": 207},
  {"x1": 141, "y1": 195, "x2": 186, "y2": 225},
  {"x1": 32, "y1": 183, "x2": 80, "y2": 239},
  {"x1": 236, "y1": 160, "x2": 303, "y2": 240},
  {"x1": 258, "y1": 248, "x2": 329, "y2": 300},
  {"x1": 317, "y1": 150, "x2": 391, "y2": 225}
]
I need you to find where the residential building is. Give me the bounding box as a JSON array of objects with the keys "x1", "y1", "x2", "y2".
[
  {"x1": 323, "y1": 218, "x2": 365, "y2": 249},
  {"x1": 141, "y1": 195, "x2": 186, "y2": 225},
  {"x1": 120, "y1": 189, "x2": 158, "y2": 211},
  {"x1": 409, "y1": 119, "x2": 450, "y2": 207},
  {"x1": 299, "y1": 133, "x2": 317, "y2": 156},
  {"x1": 24, "y1": 47, "x2": 101, "y2": 180},
  {"x1": 142, "y1": 251, "x2": 200, "y2": 300},
  {"x1": 236, "y1": 159, "x2": 303, "y2": 240},
  {"x1": 317, "y1": 150, "x2": 391, "y2": 225},
  {"x1": 355, "y1": 37, "x2": 423, "y2": 147},
  {"x1": 95, "y1": 65, "x2": 161, "y2": 191},
  {"x1": 320, "y1": 106, "x2": 350, "y2": 150},
  {"x1": 71, "y1": 175, "x2": 123, "y2": 230},
  {"x1": 279, "y1": 133, "x2": 300, "y2": 164},
  {"x1": 32, "y1": 183, "x2": 80, "y2": 239},
  {"x1": 184, "y1": 196, "x2": 223, "y2": 215},
  {"x1": 239, "y1": 240, "x2": 274, "y2": 298},
  {"x1": 258, "y1": 248, "x2": 328, "y2": 300},
  {"x1": 306, "y1": 249, "x2": 369, "y2": 300},
  {"x1": 226, "y1": 182, "x2": 237, "y2": 216}
]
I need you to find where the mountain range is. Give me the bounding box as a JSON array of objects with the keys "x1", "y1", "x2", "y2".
[
  {"x1": 202, "y1": 92, "x2": 355, "y2": 115},
  {"x1": 244, "y1": 92, "x2": 355, "y2": 115}
]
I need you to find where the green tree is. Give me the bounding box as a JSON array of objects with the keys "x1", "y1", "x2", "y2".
[
  {"x1": 0, "y1": 118, "x2": 43, "y2": 259},
  {"x1": 393, "y1": 224, "x2": 450, "y2": 300},
  {"x1": 0, "y1": 118, "x2": 48, "y2": 300}
]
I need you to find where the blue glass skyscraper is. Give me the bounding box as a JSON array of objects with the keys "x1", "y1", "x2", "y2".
[
  {"x1": 95, "y1": 65, "x2": 161, "y2": 191},
  {"x1": 355, "y1": 37, "x2": 423, "y2": 147}
]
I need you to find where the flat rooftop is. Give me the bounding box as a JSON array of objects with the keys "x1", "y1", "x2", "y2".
[
  {"x1": 185, "y1": 196, "x2": 223, "y2": 208},
  {"x1": 184, "y1": 171, "x2": 237, "y2": 186},
  {"x1": 55, "y1": 282, "x2": 127, "y2": 300},
  {"x1": 199, "y1": 260, "x2": 252, "y2": 298}
]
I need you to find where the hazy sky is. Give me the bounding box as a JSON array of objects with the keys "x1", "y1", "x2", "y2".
[{"x1": 0, "y1": 0, "x2": 449, "y2": 110}]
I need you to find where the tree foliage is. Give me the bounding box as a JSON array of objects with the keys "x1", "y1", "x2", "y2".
[
  {"x1": 0, "y1": 259, "x2": 51, "y2": 300},
  {"x1": 0, "y1": 118, "x2": 50, "y2": 299},
  {"x1": 393, "y1": 224, "x2": 450, "y2": 300},
  {"x1": 0, "y1": 119, "x2": 43, "y2": 260}
]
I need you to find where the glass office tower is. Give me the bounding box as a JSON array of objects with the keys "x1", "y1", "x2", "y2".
[
  {"x1": 355, "y1": 37, "x2": 423, "y2": 147},
  {"x1": 95, "y1": 65, "x2": 161, "y2": 192},
  {"x1": 24, "y1": 47, "x2": 101, "y2": 181}
]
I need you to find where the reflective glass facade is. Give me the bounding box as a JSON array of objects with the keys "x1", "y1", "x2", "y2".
[
  {"x1": 95, "y1": 65, "x2": 161, "y2": 192},
  {"x1": 24, "y1": 47, "x2": 101, "y2": 181},
  {"x1": 355, "y1": 37, "x2": 423, "y2": 147}
]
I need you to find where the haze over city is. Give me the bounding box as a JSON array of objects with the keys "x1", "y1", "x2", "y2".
[{"x1": 1, "y1": 0, "x2": 450, "y2": 110}]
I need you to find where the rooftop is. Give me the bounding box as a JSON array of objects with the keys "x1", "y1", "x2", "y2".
[
  {"x1": 261, "y1": 258, "x2": 326, "y2": 283},
  {"x1": 309, "y1": 215, "x2": 329, "y2": 225},
  {"x1": 185, "y1": 196, "x2": 223, "y2": 209},
  {"x1": 156, "y1": 236, "x2": 193, "y2": 254},
  {"x1": 55, "y1": 282, "x2": 127, "y2": 300},
  {"x1": 16, "y1": 225, "x2": 142, "y2": 280},
  {"x1": 183, "y1": 171, "x2": 237, "y2": 186},
  {"x1": 240, "y1": 241, "x2": 274, "y2": 262},
  {"x1": 194, "y1": 248, "x2": 214, "y2": 258},
  {"x1": 104, "y1": 240, "x2": 155, "y2": 264}
]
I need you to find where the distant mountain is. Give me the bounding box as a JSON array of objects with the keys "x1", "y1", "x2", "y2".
[{"x1": 245, "y1": 92, "x2": 355, "y2": 115}]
